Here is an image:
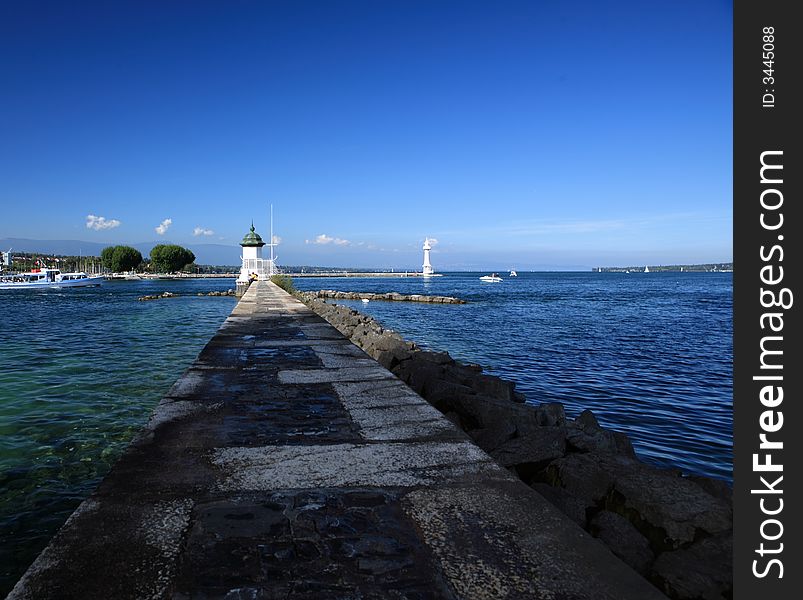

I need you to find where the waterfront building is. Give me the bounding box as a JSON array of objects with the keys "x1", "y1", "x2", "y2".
[{"x1": 422, "y1": 238, "x2": 434, "y2": 276}]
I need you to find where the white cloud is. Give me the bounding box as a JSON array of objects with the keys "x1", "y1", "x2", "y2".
[
  {"x1": 86, "y1": 214, "x2": 121, "y2": 231},
  {"x1": 193, "y1": 226, "x2": 214, "y2": 236},
  {"x1": 426, "y1": 237, "x2": 439, "y2": 246},
  {"x1": 306, "y1": 233, "x2": 351, "y2": 246},
  {"x1": 155, "y1": 218, "x2": 172, "y2": 235},
  {"x1": 272, "y1": 235, "x2": 282, "y2": 245}
]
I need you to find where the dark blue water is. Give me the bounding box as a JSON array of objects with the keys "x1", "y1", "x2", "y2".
[
  {"x1": 0, "y1": 279, "x2": 236, "y2": 594},
  {"x1": 295, "y1": 272, "x2": 733, "y2": 483}
]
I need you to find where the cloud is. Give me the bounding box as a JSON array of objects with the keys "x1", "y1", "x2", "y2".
[
  {"x1": 193, "y1": 226, "x2": 214, "y2": 236},
  {"x1": 86, "y1": 214, "x2": 121, "y2": 230},
  {"x1": 306, "y1": 233, "x2": 351, "y2": 246},
  {"x1": 155, "y1": 218, "x2": 172, "y2": 235},
  {"x1": 426, "y1": 237, "x2": 439, "y2": 246},
  {"x1": 272, "y1": 235, "x2": 282, "y2": 245}
]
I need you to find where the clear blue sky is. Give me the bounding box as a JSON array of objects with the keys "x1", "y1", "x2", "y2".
[{"x1": 0, "y1": 0, "x2": 732, "y2": 270}]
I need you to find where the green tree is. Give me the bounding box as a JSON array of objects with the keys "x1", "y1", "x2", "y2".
[
  {"x1": 150, "y1": 244, "x2": 195, "y2": 273},
  {"x1": 101, "y1": 245, "x2": 143, "y2": 272},
  {"x1": 270, "y1": 274, "x2": 295, "y2": 293},
  {"x1": 101, "y1": 246, "x2": 116, "y2": 270}
]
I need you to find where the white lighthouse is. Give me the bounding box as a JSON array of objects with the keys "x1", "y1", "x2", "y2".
[
  {"x1": 237, "y1": 221, "x2": 267, "y2": 284},
  {"x1": 422, "y1": 238, "x2": 434, "y2": 276}
]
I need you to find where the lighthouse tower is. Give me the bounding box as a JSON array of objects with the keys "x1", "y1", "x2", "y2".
[
  {"x1": 422, "y1": 238, "x2": 434, "y2": 276},
  {"x1": 236, "y1": 222, "x2": 268, "y2": 296}
]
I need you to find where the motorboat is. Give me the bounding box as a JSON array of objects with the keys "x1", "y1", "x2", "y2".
[
  {"x1": 509, "y1": 270, "x2": 518, "y2": 277},
  {"x1": 479, "y1": 273, "x2": 503, "y2": 282},
  {"x1": 0, "y1": 268, "x2": 104, "y2": 289}
]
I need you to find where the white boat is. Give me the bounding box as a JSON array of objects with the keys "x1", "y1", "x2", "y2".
[
  {"x1": 509, "y1": 270, "x2": 518, "y2": 277},
  {"x1": 0, "y1": 268, "x2": 104, "y2": 290},
  {"x1": 644, "y1": 266, "x2": 650, "y2": 273},
  {"x1": 479, "y1": 273, "x2": 503, "y2": 282}
]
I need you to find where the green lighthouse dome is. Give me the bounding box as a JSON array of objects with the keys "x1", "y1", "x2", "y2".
[{"x1": 240, "y1": 222, "x2": 266, "y2": 247}]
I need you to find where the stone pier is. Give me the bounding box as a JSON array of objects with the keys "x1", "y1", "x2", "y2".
[{"x1": 9, "y1": 281, "x2": 666, "y2": 599}]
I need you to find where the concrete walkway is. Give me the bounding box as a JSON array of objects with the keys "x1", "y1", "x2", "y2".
[{"x1": 9, "y1": 281, "x2": 666, "y2": 600}]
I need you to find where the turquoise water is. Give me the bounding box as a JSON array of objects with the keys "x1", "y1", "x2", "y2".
[
  {"x1": 1, "y1": 272, "x2": 732, "y2": 594},
  {"x1": 0, "y1": 279, "x2": 236, "y2": 594}
]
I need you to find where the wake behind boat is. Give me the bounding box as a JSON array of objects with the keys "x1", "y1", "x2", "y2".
[{"x1": 0, "y1": 268, "x2": 104, "y2": 290}]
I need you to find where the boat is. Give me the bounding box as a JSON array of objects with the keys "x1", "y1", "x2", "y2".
[
  {"x1": 644, "y1": 266, "x2": 650, "y2": 273},
  {"x1": 0, "y1": 268, "x2": 104, "y2": 290},
  {"x1": 479, "y1": 273, "x2": 503, "y2": 282},
  {"x1": 509, "y1": 270, "x2": 517, "y2": 277}
]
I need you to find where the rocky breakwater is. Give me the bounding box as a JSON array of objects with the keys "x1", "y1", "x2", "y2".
[
  {"x1": 297, "y1": 292, "x2": 733, "y2": 600},
  {"x1": 138, "y1": 290, "x2": 236, "y2": 301},
  {"x1": 311, "y1": 289, "x2": 466, "y2": 304}
]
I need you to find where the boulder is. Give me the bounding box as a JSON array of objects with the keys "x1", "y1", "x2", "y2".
[
  {"x1": 652, "y1": 533, "x2": 732, "y2": 600},
  {"x1": 534, "y1": 402, "x2": 566, "y2": 426},
  {"x1": 546, "y1": 453, "x2": 616, "y2": 505},
  {"x1": 530, "y1": 482, "x2": 589, "y2": 528},
  {"x1": 468, "y1": 420, "x2": 517, "y2": 452},
  {"x1": 589, "y1": 510, "x2": 654, "y2": 575},
  {"x1": 687, "y1": 475, "x2": 733, "y2": 504},
  {"x1": 566, "y1": 425, "x2": 636, "y2": 457},
  {"x1": 594, "y1": 454, "x2": 732, "y2": 548},
  {"x1": 490, "y1": 427, "x2": 567, "y2": 471}
]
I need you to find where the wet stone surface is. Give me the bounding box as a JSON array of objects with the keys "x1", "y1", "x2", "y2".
[
  {"x1": 172, "y1": 490, "x2": 451, "y2": 599},
  {"x1": 10, "y1": 281, "x2": 667, "y2": 600},
  {"x1": 197, "y1": 343, "x2": 321, "y2": 369}
]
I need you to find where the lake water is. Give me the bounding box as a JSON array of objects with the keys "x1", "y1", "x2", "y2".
[
  {"x1": 0, "y1": 272, "x2": 732, "y2": 594},
  {"x1": 0, "y1": 278, "x2": 237, "y2": 594}
]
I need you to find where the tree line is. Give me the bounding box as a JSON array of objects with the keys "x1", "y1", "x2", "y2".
[
  {"x1": 101, "y1": 244, "x2": 196, "y2": 273},
  {"x1": 8, "y1": 244, "x2": 222, "y2": 274}
]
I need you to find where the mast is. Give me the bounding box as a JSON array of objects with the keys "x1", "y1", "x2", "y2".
[{"x1": 266, "y1": 203, "x2": 277, "y2": 276}]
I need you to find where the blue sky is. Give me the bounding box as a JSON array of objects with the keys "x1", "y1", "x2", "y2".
[{"x1": 0, "y1": 0, "x2": 732, "y2": 270}]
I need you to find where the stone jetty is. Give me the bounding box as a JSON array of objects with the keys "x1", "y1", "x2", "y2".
[
  {"x1": 298, "y1": 295, "x2": 734, "y2": 600},
  {"x1": 9, "y1": 281, "x2": 664, "y2": 600},
  {"x1": 308, "y1": 289, "x2": 466, "y2": 304}
]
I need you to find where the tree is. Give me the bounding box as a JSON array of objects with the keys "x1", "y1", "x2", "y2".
[
  {"x1": 101, "y1": 245, "x2": 143, "y2": 273},
  {"x1": 101, "y1": 246, "x2": 116, "y2": 270},
  {"x1": 150, "y1": 244, "x2": 195, "y2": 273}
]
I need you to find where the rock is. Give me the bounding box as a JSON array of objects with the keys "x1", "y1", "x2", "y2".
[
  {"x1": 471, "y1": 374, "x2": 517, "y2": 403},
  {"x1": 443, "y1": 411, "x2": 463, "y2": 430},
  {"x1": 490, "y1": 428, "x2": 567, "y2": 472},
  {"x1": 589, "y1": 510, "x2": 654, "y2": 575},
  {"x1": 534, "y1": 402, "x2": 566, "y2": 426},
  {"x1": 594, "y1": 454, "x2": 732, "y2": 548},
  {"x1": 416, "y1": 351, "x2": 455, "y2": 366},
  {"x1": 687, "y1": 475, "x2": 733, "y2": 504},
  {"x1": 546, "y1": 453, "x2": 615, "y2": 506},
  {"x1": 566, "y1": 422, "x2": 635, "y2": 457},
  {"x1": 468, "y1": 421, "x2": 517, "y2": 453},
  {"x1": 652, "y1": 533, "x2": 732, "y2": 600},
  {"x1": 576, "y1": 409, "x2": 602, "y2": 432},
  {"x1": 375, "y1": 346, "x2": 413, "y2": 371},
  {"x1": 530, "y1": 482, "x2": 589, "y2": 528}
]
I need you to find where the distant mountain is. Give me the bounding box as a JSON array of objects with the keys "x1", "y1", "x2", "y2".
[{"x1": 0, "y1": 238, "x2": 242, "y2": 266}]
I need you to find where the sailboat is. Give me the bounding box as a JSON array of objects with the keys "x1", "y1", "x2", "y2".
[{"x1": 644, "y1": 266, "x2": 650, "y2": 273}]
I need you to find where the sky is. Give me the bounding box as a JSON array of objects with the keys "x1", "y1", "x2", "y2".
[{"x1": 0, "y1": 0, "x2": 732, "y2": 270}]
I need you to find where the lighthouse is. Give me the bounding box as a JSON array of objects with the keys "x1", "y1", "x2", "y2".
[
  {"x1": 422, "y1": 238, "x2": 434, "y2": 276},
  {"x1": 236, "y1": 220, "x2": 275, "y2": 296}
]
